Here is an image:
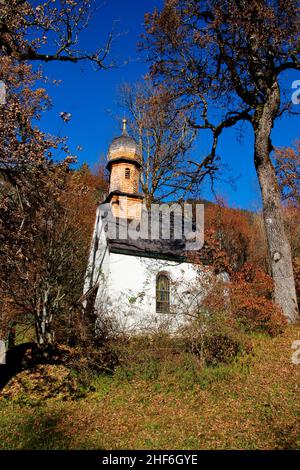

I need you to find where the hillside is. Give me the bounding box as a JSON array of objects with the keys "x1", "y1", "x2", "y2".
[{"x1": 0, "y1": 326, "x2": 299, "y2": 450}]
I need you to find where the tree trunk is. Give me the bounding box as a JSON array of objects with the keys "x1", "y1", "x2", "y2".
[
  {"x1": 254, "y1": 83, "x2": 299, "y2": 323},
  {"x1": 35, "y1": 287, "x2": 54, "y2": 348}
]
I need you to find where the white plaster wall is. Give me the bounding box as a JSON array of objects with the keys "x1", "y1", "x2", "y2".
[
  {"x1": 95, "y1": 251, "x2": 210, "y2": 333},
  {"x1": 84, "y1": 212, "x2": 214, "y2": 334},
  {"x1": 84, "y1": 207, "x2": 109, "y2": 295}
]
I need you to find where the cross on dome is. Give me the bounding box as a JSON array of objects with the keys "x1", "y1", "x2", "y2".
[{"x1": 122, "y1": 118, "x2": 128, "y2": 136}]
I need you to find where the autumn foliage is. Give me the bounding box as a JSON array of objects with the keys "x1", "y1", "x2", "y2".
[
  {"x1": 229, "y1": 264, "x2": 287, "y2": 336},
  {"x1": 0, "y1": 56, "x2": 108, "y2": 347},
  {"x1": 190, "y1": 208, "x2": 287, "y2": 338},
  {"x1": 274, "y1": 143, "x2": 300, "y2": 206},
  {"x1": 0, "y1": 1, "x2": 298, "y2": 352}
]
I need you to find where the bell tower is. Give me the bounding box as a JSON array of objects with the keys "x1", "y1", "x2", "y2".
[{"x1": 105, "y1": 119, "x2": 143, "y2": 219}]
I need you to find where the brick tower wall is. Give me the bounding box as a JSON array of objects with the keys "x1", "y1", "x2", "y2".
[
  {"x1": 111, "y1": 195, "x2": 142, "y2": 220},
  {"x1": 109, "y1": 162, "x2": 140, "y2": 193}
]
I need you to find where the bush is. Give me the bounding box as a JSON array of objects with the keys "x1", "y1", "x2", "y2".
[
  {"x1": 198, "y1": 263, "x2": 287, "y2": 337},
  {"x1": 110, "y1": 313, "x2": 254, "y2": 387},
  {"x1": 203, "y1": 332, "x2": 247, "y2": 366},
  {"x1": 111, "y1": 333, "x2": 186, "y2": 382},
  {"x1": 230, "y1": 264, "x2": 287, "y2": 336},
  {"x1": 232, "y1": 296, "x2": 287, "y2": 337},
  {"x1": 182, "y1": 311, "x2": 253, "y2": 367}
]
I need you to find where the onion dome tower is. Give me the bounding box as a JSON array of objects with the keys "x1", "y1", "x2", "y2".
[{"x1": 105, "y1": 119, "x2": 143, "y2": 219}]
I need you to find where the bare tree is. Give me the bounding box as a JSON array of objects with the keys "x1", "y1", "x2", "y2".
[
  {"x1": 274, "y1": 142, "x2": 300, "y2": 206},
  {"x1": 120, "y1": 82, "x2": 198, "y2": 207},
  {"x1": 143, "y1": 0, "x2": 300, "y2": 322},
  {"x1": 0, "y1": 0, "x2": 113, "y2": 68}
]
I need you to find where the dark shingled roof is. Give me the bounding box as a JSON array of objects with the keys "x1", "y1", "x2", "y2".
[
  {"x1": 104, "y1": 217, "x2": 192, "y2": 262},
  {"x1": 108, "y1": 236, "x2": 188, "y2": 262}
]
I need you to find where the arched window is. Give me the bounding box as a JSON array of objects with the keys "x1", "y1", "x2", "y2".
[
  {"x1": 156, "y1": 273, "x2": 170, "y2": 313},
  {"x1": 125, "y1": 167, "x2": 131, "y2": 179}
]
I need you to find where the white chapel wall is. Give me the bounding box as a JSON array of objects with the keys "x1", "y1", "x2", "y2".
[{"x1": 94, "y1": 251, "x2": 212, "y2": 333}]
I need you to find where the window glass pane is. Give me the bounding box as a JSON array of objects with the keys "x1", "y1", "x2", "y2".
[{"x1": 156, "y1": 274, "x2": 170, "y2": 313}]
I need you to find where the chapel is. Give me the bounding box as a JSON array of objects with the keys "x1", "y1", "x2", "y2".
[{"x1": 83, "y1": 121, "x2": 210, "y2": 332}]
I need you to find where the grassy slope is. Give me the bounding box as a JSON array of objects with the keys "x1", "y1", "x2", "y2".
[{"x1": 0, "y1": 326, "x2": 300, "y2": 450}]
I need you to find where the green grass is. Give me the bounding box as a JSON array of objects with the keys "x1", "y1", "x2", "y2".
[{"x1": 0, "y1": 326, "x2": 300, "y2": 449}]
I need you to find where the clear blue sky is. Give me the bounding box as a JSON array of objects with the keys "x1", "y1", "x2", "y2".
[{"x1": 37, "y1": 0, "x2": 300, "y2": 211}]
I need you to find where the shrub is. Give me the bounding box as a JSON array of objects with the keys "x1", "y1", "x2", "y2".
[
  {"x1": 113, "y1": 336, "x2": 209, "y2": 390},
  {"x1": 231, "y1": 296, "x2": 286, "y2": 337},
  {"x1": 182, "y1": 311, "x2": 253, "y2": 367},
  {"x1": 198, "y1": 263, "x2": 287, "y2": 337},
  {"x1": 230, "y1": 264, "x2": 287, "y2": 336},
  {"x1": 203, "y1": 332, "x2": 246, "y2": 366}
]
